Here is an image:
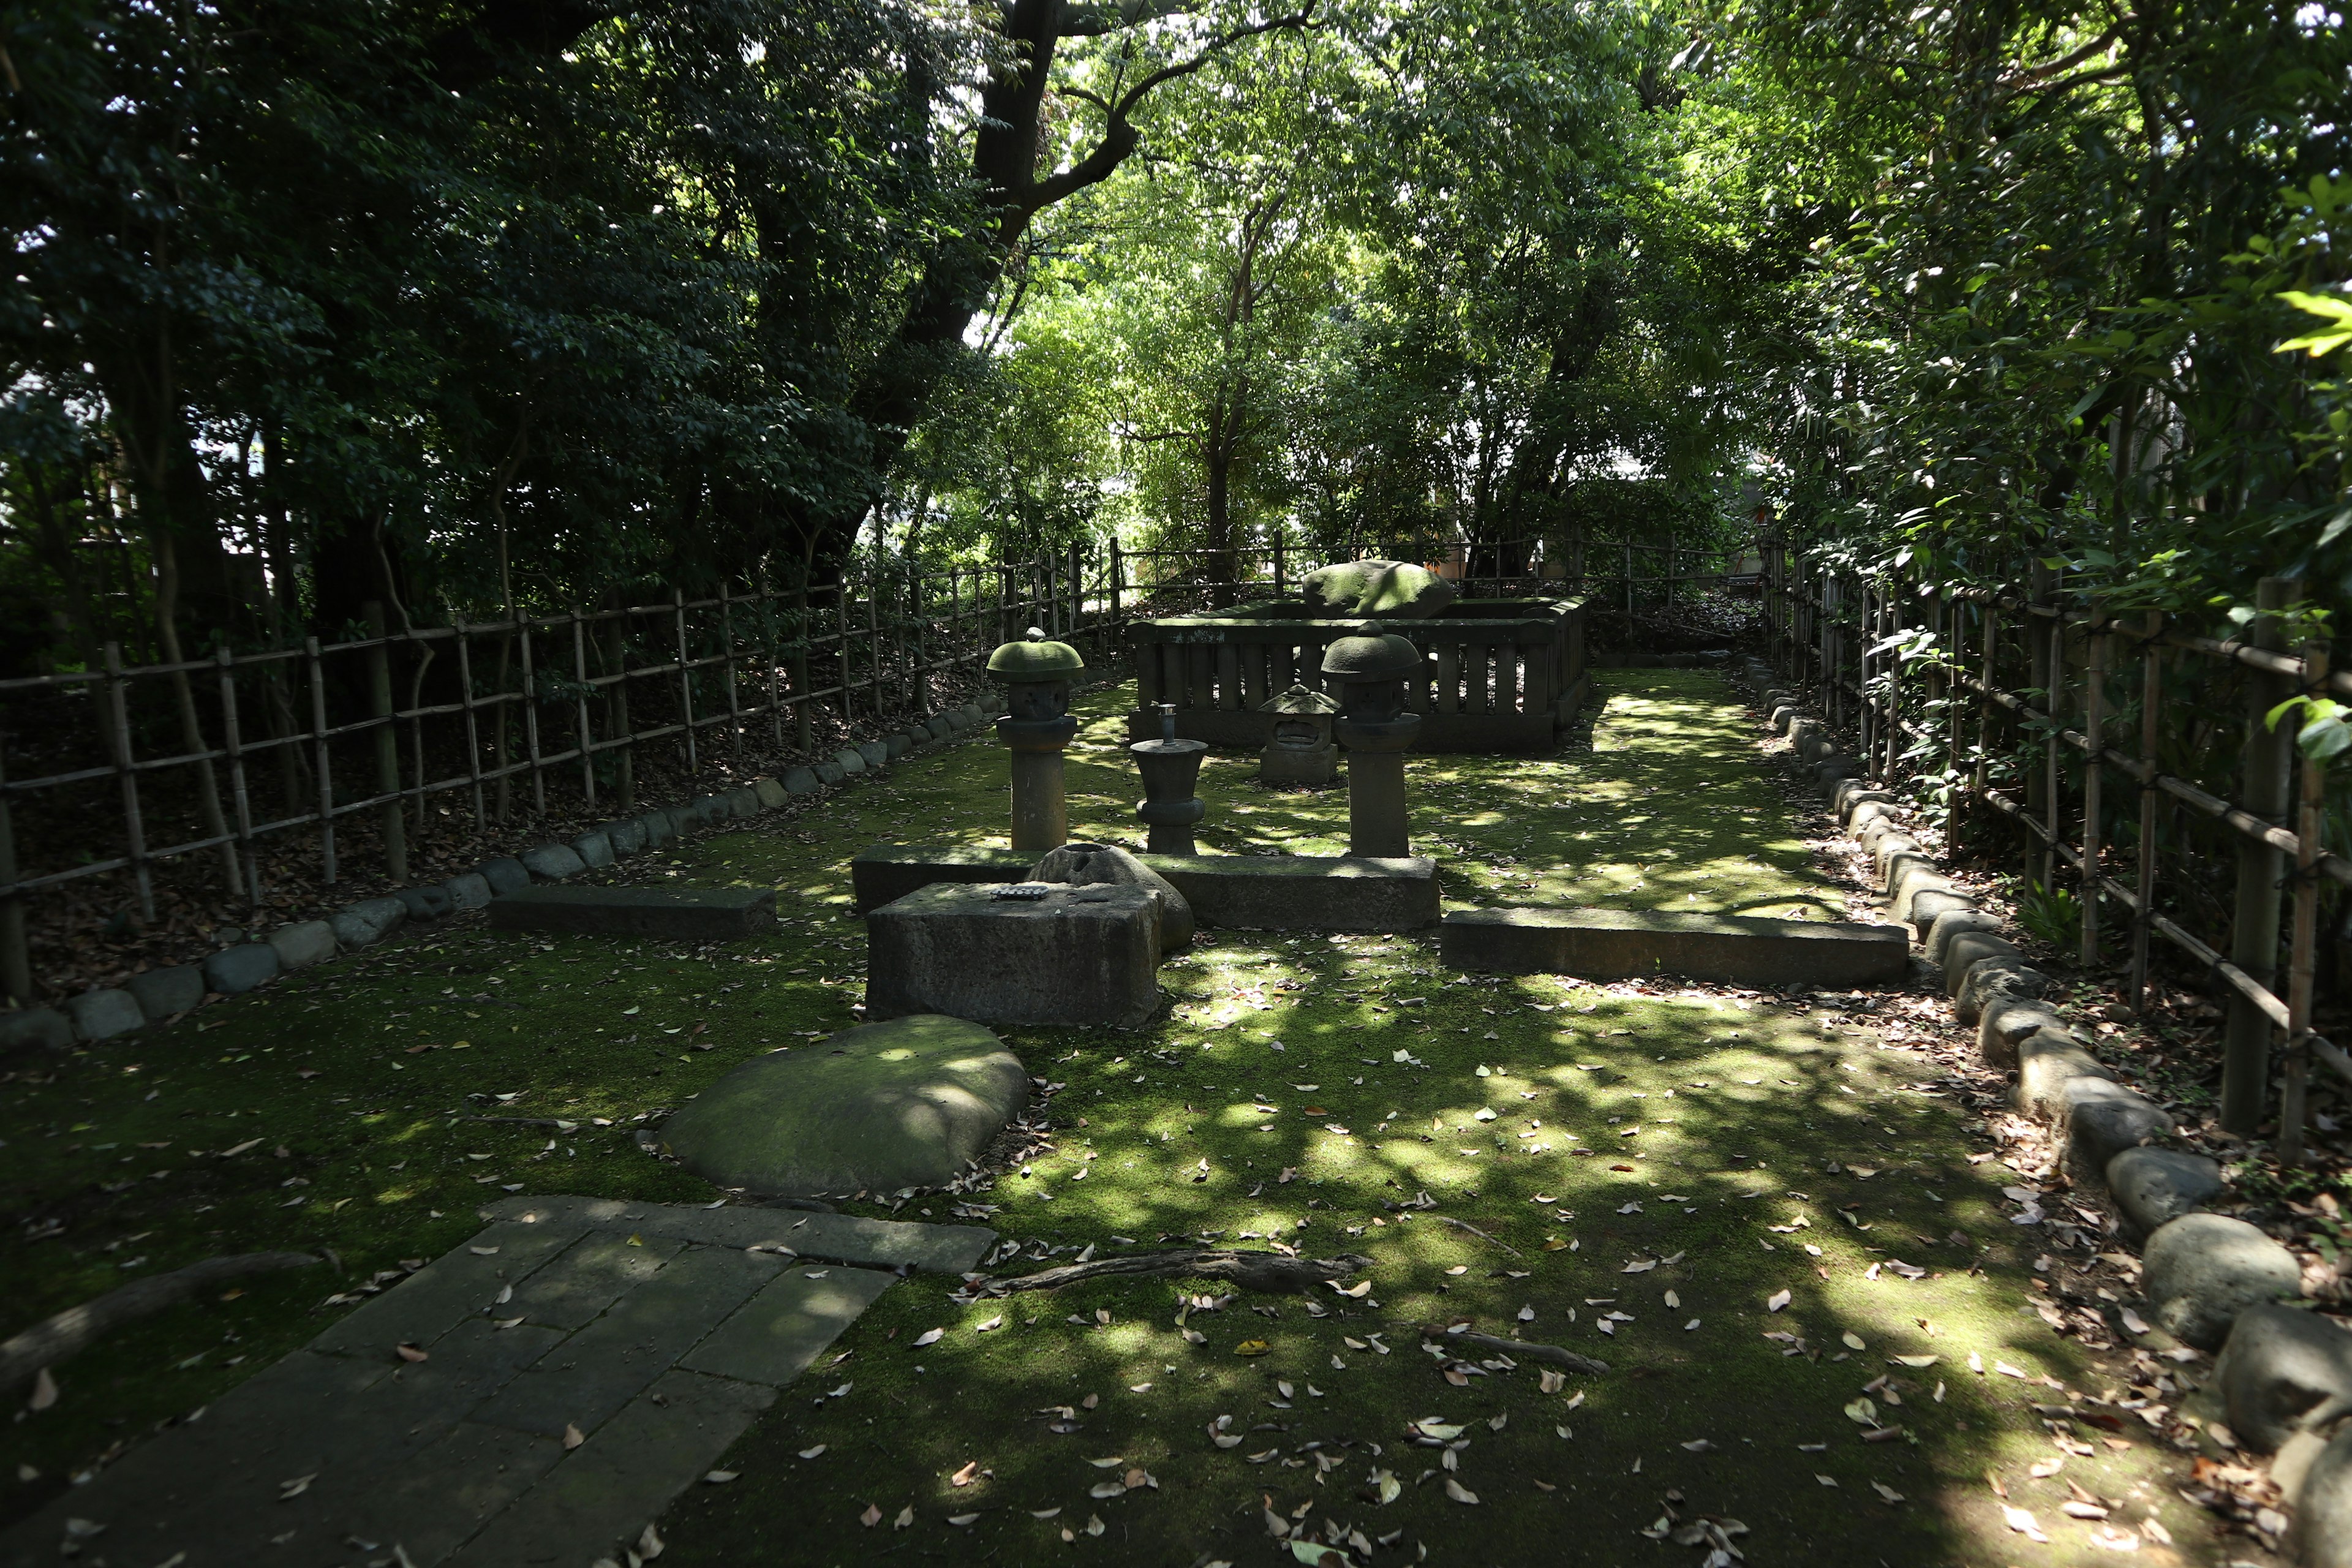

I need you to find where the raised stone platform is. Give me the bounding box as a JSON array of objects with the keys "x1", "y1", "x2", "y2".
[
  {"x1": 486, "y1": 883, "x2": 776, "y2": 940},
  {"x1": 849, "y1": 843, "x2": 1440, "y2": 932},
  {"x1": 1439, "y1": 906, "x2": 1909, "y2": 986},
  {"x1": 866, "y1": 883, "x2": 1161, "y2": 1028},
  {"x1": 0, "y1": 1196, "x2": 990, "y2": 1568}
]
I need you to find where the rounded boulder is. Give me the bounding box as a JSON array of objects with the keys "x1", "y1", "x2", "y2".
[
  {"x1": 2142, "y1": 1212, "x2": 2304, "y2": 1350},
  {"x1": 660, "y1": 1016, "x2": 1027, "y2": 1198}
]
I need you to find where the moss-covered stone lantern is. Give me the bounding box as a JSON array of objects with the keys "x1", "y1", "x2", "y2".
[
  {"x1": 1319, "y1": 622, "x2": 1423, "y2": 856},
  {"x1": 987, "y1": 627, "x2": 1084, "y2": 851},
  {"x1": 1257, "y1": 683, "x2": 1341, "y2": 786}
]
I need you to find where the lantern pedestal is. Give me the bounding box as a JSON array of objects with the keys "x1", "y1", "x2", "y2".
[
  {"x1": 1334, "y1": 714, "x2": 1419, "y2": 858},
  {"x1": 1000, "y1": 714, "x2": 1078, "y2": 851},
  {"x1": 1130, "y1": 739, "x2": 1208, "y2": 855}
]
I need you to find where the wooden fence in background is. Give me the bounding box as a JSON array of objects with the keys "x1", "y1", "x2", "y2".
[{"x1": 1763, "y1": 550, "x2": 2349, "y2": 1160}]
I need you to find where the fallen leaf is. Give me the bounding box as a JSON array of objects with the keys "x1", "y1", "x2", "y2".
[
  {"x1": 974, "y1": 1316, "x2": 1003, "y2": 1333},
  {"x1": 859, "y1": 1505, "x2": 883, "y2": 1529},
  {"x1": 1842, "y1": 1332, "x2": 1866, "y2": 1351},
  {"x1": 799, "y1": 1445, "x2": 827, "y2": 1460},
  {"x1": 1871, "y1": 1482, "x2": 1904, "y2": 1505},
  {"x1": 563, "y1": 1423, "x2": 585, "y2": 1450},
  {"x1": 894, "y1": 1505, "x2": 914, "y2": 1529},
  {"x1": 913, "y1": 1328, "x2": 944, "y2": 1348},
  {"x1": 2001, "y1": 1506, "x2": 2048, "y2": 1542},
  {"x1": 705, "y1": 1469, "x2": 739, "y2": 1483},
  {"x1": 27, "y1": 1369, "x2": 57, "y2": 1411},
  {"x1": 1236, "y1": 1339, "x2": 1271, "y2": 1357},
  {"x1": 951, "y1": 1460, "x2": 980, "y2": 1487},
  {"x1": 1444, "y1": 1478, "x2": 1479, "y2": 1504},
  {"x1": 1767, "y1": 1289, "x2": 1792, "y2": 1313},
  {"x1": 394, "y1": 1343, "x2": 429, "y2": 1363},
  {"x1": 277, "y1": 1472, "x2": 316, "y2": 1501}
]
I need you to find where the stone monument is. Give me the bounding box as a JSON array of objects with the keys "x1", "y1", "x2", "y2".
[
  {"x1": 1297, "y1": 559, "x2": 1457, "y2": 619},
  {"x1": 1257, "y1": 684, "x2": 1340, "y2": 786},
  {"x1": 1033, "y1": 840, "x2": 1195, "y2": 951},
  {"x1": 988, "y1": 627, "x2": 1084, "y2": 851},
  {"x1": 1322, "y1": 622, "x2": 1422, "y2": 857},
  {"x1": 1129, "y1": 700, "x2": 1207, "y2": 854}
]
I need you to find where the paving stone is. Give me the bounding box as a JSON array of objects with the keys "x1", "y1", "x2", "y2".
[
  {"x1": 500, "y1": 1230, "x2": 687, "y2": 1332},
  {"x1": 203, "y1": 941, "x2": 282, "y2": 994},
  {"x1": 470, "y1": 1243, "x2": 778, "y2": 1438},
  {"x1": 398, "y1": 883, "x2": 456, "y2": 920},
  {"x1": 309, "y1": 1219, "x2": 589, "y2": 1357},
  {"x1": 2107, "y1": 1146, "x2": 2226, "y2": 1241},
  {"x1": 754, "y1": 777, "x2": 789, "y2": 808},
  {"x1": 479, "y1": 856, "x2": 533, "y2": 894},
  {"x1": 2214, "y1": 1302, "x2": 2352, "y2": 1452},
  {"x1": 443, "y1": 870, "x2": 494, "y2": 911},
  {"x1": 270, "y1": 919, "x2": 338, "y2": 970},
  {"x1": 125, "y1": 963, "x2": 206, "y2": 1021},
  {"x1": 2143, "y1": 1212, "x2": 2305, "y2": 1349},
  {"x1": 488, "y1": 884, "x2": 778, "y2": 940},
  {"x1": 1926, "y1": 908, "x2": 2006, "y2": 966},
  {"x1": 682, "y1": 1263, "x2": 896, "y2": 1385},
  {"x1": 480, "y1": 1194, "x2": 997, "y2": 1274},
  {"x1": 1441, "y1": 906, "x2": 1908, "y2": 987},
  {"x1": 571, "y1": 829, "x2": 616, "y2": 869},
  {"x1": 867, "y1": 883, "x2": 1160, "y2": 1027},
  {"x1": 2061, "y1": 1077, "x2": 2175, "y2": 1170},
  {"x1": 833, "y1": 745, "x2": 868, "y2": 775},
  {"x1": 606, "y1": 817, "x2": 647, "y2": 856},
  {"x1": 783, "y1": 764, "x2": 821, "y2": 793},
  {"x1": 522, "y1": 843, "x2": 588, "y2": 880},
  {"x1": 64, "y1": 986, "x2": 144, "y2": 1040},
  {"x1": 0, "y1": 1005, "x2": 73, "y2": 1054},
  {"x1": 331, "y1": 895, "x2": 408, "y2": 949},
  {"x1": 302, "y1": 1414, "x2": 565, "y2": 1567},
  {"x1": 662, "y1": 1016, "x2": 1028, "y2": 1197},
  {"x1": 445, "y1": 1370, "x2": 775, "y2": 1568}
]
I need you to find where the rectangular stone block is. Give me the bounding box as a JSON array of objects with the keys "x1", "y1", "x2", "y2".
[
  {"x1": 486, "y1": 883, "x2": 776, "y2": 940},
  {"x1": 850, "y1": 843, "x2": 1439, "y2": 930},
  {"x1": 865, "y1": 883, "x2": 1160, "y2": 1028},
  {"x1": 480, "y1": 1194, "x2": 998, "y2": 1274},
  {"x1": 681, "y1": 1264, "x2": 897, "y2": 1386},
  {"x1": 1439, "y1": 906, "x2": 1909, "y2": 987},
  {"x1": 307, "y1": 1220, "x2": 587, "y2": 1357}
]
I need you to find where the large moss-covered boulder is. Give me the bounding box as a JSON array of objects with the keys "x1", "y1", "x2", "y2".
[
  {"x1": 660, "y1": 1016, "x2": 1026, "y2": 1197},
  {"x1": 1298, "y1": 560, "x2": 1457, "y2": 619}
]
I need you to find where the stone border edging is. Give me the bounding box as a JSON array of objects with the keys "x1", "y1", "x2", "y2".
[
  {"x1": 0, "y1": 702, "x2": 995, "y2": 1057},
  {"x1": 1736, "y1": 654, "x2": 2350, "y2": 1562}
]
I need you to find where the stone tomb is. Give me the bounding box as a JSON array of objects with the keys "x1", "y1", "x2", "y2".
[
  {"x1": 660, "y1": 1015, "x2": 1028, "y2": 1197},
  {"x1": 865, "y1": 881, "x2": 1161, "y2": 1028},
  {"x1": 486, "y1": 884, "x2": 776, "y2": 940}
]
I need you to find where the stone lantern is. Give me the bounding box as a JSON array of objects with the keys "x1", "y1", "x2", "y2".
[
  {"x1": 1130, "y1": 701, "x2": 1208, "y2": 855},
  {"x1": 987, "y1": 627, "x2": 1084, "y2": 851},
  {"x1": 1320, "y1": 622, "x2": 1422, "y2": 857},
  {"x1": 1257, "y1": 684, "x2": 1340, "y2": 786}
]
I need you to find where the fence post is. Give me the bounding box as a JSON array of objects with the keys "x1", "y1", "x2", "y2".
[
  {"x1": 1272, "y1": 537, "x2": 1286, "y2": 598},
  {"x1": 1621, "y1": 541, "x2": 1633, "y2": 621},
  {"x1": 2220, "y1": 575, "x2": 2299, "y2": 1137},
  {"x1": 2278, "y1": 636, "x2": 2329, "y2": 1165},
  {"x1": 0, "y1": 737, "x2": 30, "y2": 1005},
  {"x1": 571, "y1": 609, "x2": 596, "y2": 810},
  {"x1": 2130, "y1": 611, "x2": 2163, "y2": 1013},
  {"x1": 361, "y1": 602, "x2": 407, "y2": 883},
  {"x1": 792, "y1": 576, "x2": 813, "y2": 754},
  {"x1": 2024, "y1": 564, "x2": 2054, "y2": 891},
  {"x1": 517, "y1": 615, "x2": 547, "y2": 816},
  {"x1": 673, "y1": 589, "x2": 698, "y2": 775},
  {"x1": 307, "y1": 635, "x2": 337, "y2": 884},
  {"x1": 101, "y1": 643, "x2": 156, "y2": 920},
  {"x1": 216, "y1": 647, "x2": 262, "y2": 908},
  {"x1": 2080, "y1": 602, "x2": 2107, "y2": 967}
]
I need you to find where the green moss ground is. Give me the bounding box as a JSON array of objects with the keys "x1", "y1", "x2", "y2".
[{"x1": 0, "y1": 673, "x2": 2221, "y2": 1564}]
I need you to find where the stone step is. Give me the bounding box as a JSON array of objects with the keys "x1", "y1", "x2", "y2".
[
  {"x1": 849, "y1": 843, "x2": 1440, "y2": 932},
  {"x1": 1439, "y1": 905, "x2": 1909, "y2": 987},
  {"x1": 485, "y1": 883, "x2": 776, "y2": 940}
]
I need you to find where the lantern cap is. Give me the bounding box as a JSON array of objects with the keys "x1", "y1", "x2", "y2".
[
  {"x1": 1260, "y1": 682, "x2": 1341, "y2": 715},
  {"x1": 988, "y1": 626, "x2": 1085, "y2": 679},
  {"x1": 1320, "y1": 623, "x2": 1421, "y2": 680}
]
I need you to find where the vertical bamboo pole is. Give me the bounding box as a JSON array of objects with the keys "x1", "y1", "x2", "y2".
[
  {"x1": 2130, "y1": 613, "x2": 2163, "y2": 1014},
  {"x1": 454, "y1": 616, "x2": 487, "y2": 828},
  {"x1": 760, "y1": 578, "x2": 785, "y2": 749},
  {"x1": 673, "y1": 589, "x2": 697, "y2": 775},
  {"x1": 2278, "y1": 638, "x2": 2328, "y2": 1165},
  {"x1": 0, "y1": 739, "x2": 31, "y2": 1005},
  {"x1": 2024, "y1": 564, "x2": 2054, "y2": 891},
  {"x1": 864, "y1": 570, "x2": 882, "y2": 718},
  {"x1": 722, "y1": 584, "x2": 745, "y2": 761},
  {"x1": 2221, "y1": 576, "x2": 2298, "y2": 1136},
  {"x1": 791, "y1": 575, "x2": 813, "y2": 753},
  {"x1": 361, "y1": 603, "x2": 407, "y2": 881},
  {"x1": 2081, "y1": 605, "x2": 2106, "y2": 967},
  {"x1": 1974, "y1": 600, "x2": 1996, "y2": 801},
  {"x1": 104, "y1": 643, "x2": 155, "y2": 919},
  {"x1": 307, "y1": 635, "x2": 336, "y2": 886},
  {"x1": 571, "y1": 610, "x2": 596, "y2": 810},
  {"x1": 216, "y1": 648, "x2": 262, "y2": 908},
  {"x1": 518, "y1": 616, "x2": 546, "y2": 816}
]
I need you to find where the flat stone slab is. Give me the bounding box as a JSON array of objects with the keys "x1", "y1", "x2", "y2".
[
  {"x1": 867, "y1": 883, "x2": 1161, "y2": 1028},
  {"x1": 0, "y1": 1197, "x2": 992, "y2": 1567},
  {"x1": 659, "y1": 1016, "x2": 1028, "y2": 1198},
  {"x1": 486, "y1": 883, "x2": 777, "y2": 940},
  {"x1": 850, "y1": 843, "x2": 1440, "y2": 931},
  {"x1": 1438, "y1": 906, "x2": 1909, "y2": 986}
]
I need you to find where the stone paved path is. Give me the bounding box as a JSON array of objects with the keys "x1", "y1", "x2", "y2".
[{"x1": 1, "y1": 1197, "x2": 993, "y2": 1568}]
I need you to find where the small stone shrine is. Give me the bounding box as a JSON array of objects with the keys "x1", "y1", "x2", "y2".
[
  {"x1": 989, "y1": 627, "x2": 1083, "y2": 851},
  {"x1": 1257, "y1": 683, "x2": 1340, "y2": 785}
]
